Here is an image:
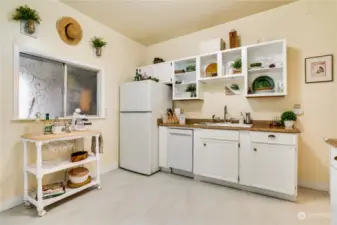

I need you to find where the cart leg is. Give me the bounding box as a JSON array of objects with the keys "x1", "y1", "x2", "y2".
[
  {"x1": 37, "y1": 209, "x2": 47, "y2": 217},
  {"x1": 23, "y1": 140, "x2": 29, "y2": 205},
  {"x1": 95, "y1": 134, "x2": 101, "y2": 190},
  {"x1": 35, "y1": 142, "x2": 45, "y2": 217}
]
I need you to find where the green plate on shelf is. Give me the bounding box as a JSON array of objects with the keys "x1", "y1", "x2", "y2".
[{"x1": 252, "y1": 76, "x2": 275, "y2": 92}]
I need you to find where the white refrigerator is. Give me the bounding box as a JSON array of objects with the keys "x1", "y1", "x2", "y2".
[{"x1": 120, "y1": 80, "x2": 172, "y2": 175}]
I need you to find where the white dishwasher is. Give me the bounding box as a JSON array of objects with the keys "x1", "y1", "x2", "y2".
[{"x1": 167, "y1": 129, "x2": 193, "y2": 172}]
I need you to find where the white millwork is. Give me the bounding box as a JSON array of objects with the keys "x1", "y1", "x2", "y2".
[
  {"x1": 138, "y1": 39, "x2": 287, "y2": 100},
  {"x1": 21, "y1": 131, "x2": 101, "y2": 217},
  {"x1": 328, "y1": 144, "x2": 337, "y2": 225},
  {"x1": 159, "y1": 126, "x2": 298, "y2": 201}
]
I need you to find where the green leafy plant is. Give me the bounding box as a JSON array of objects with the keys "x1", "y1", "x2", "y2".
[
  {"x1": 91, "y1": 37, "x2": 107, "y2": 48},
  {"x1": 232, "y1": 58, "x2": 242, "y2": 69},
  {"x1": 12, "y1": 5, "x2": 41, "y2": 23},
  {"x1": 186, "y1": 84, "x2": 196, "y2": 92},
  {"x1": 281, "y1": 111, "x2": 297, "y2": 122},
  {"x1": 186, "y1": 65, "x2": 196, "y2": 72},
  {"x1": 230, "y1": 84, "x2": 240, "y2": 90}
]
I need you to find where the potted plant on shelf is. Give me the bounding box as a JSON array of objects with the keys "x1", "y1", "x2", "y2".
[
  {"x1": 281, "y1": 111, "x2": 297, "y2": 129},
  {"x1": 91, "y1": 37, "x2": 107, "y2": 57},
  {"x1": 12, "y1": 5, "x2": 41, "y2": 34},
  {"x1": 232, "y1": 58, "x2": 242, "y2": 74},
  {"x1": 186, "y1": 84, "x2": 197, "y2": 98}
]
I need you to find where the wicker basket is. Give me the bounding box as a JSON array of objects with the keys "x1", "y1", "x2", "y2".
[{"x1": 71, "y1": 151, "x2": 88, "y2": 162}]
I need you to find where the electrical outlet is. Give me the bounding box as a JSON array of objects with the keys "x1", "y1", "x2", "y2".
[{"x1": 293, "y1": 104, "x2": 303, "y2": 116}]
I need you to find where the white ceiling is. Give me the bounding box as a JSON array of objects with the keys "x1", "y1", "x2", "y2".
[{"x1": 61, "y1": 0, "x2": 295, "y2": 46}]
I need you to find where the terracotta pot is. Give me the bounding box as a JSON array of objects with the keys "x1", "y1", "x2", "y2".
[
  {"x1": 25, "y1": 20, "x2": 35, "y2": 34},
  {"x1": 95, "y1": 47, "x2": 102, "y2": 57}
]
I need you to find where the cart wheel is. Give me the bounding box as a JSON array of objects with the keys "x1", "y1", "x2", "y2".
[
  {"x1": 24, "y1": 201, "x2": 33, "y2": 208},
  {"x1": 38, "y1": 209, "x2": 47, "y2": 217},
  {"x1": 97, "y1": 185, "x2": 101, "y2": 190}
]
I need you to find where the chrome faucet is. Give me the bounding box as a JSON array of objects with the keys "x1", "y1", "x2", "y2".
[{"x1": 224, "y1": 105, "x2": 228, "y2": 122}]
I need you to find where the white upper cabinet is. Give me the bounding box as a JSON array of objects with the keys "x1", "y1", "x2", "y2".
[
  {"x1": 245, "y1": 40, "x2": 287, "y2": 98},
  {"x1": 139, "y1": 39, "x2": 287, "y2": 100},
  {"x1": 137, "y1": 62, "x2": 173, "y2": 84},
  {"x1": 172, "y1": 57, "x2": 203, "y2": 100},
  {"x1": 153, "y1": 62, "x2": 173, "y2": 84}
]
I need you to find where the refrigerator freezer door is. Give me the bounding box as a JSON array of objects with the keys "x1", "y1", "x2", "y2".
[
  {"x1": 120, "y1": 81, "x2": 152, "y2": 112},
  {"x1": 120, "y1": 112, "x2": 153, "y2": 175}
]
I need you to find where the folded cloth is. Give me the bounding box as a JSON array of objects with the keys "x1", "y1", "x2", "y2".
[{"x1": 91, "y1": 132, "x2": 103, "y2": 154}]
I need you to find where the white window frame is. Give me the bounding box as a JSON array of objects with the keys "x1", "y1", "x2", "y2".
[{"x1": 13, "y1": 44, "x2": 106, "y2": 120}]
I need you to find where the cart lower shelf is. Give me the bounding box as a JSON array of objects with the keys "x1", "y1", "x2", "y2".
[{"x1": 27, "y1": 179, "x2": 100, "y2": 214}]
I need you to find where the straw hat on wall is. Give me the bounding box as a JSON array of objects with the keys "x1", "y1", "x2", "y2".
[{"x1": 57, "y1": 17, "x2": 82, "y2": 45}]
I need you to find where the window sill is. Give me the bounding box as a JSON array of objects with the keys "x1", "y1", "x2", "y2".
[{"x1": 12, "y1": 116, "x2": 107, "y2": 122}]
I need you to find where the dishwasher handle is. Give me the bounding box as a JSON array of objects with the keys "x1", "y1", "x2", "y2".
[{"x1": 169, "y1": 132, "x2": 192, "y2": 137}]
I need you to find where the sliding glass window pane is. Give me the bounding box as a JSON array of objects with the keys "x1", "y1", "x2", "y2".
[
  {"x1": 19, "y1": 53, "x2": 64, "y2": 119},
  {"x1": 66, "y1": 65, "x2": 98, "y2": 116}
]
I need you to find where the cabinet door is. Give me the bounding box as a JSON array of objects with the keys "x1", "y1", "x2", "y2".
[
  {"x1": 159, "y1": 127, "x2": 168, "y2": 168},
  {"x1": 153, "y1": 62, "x2": 173, "y2": 84},
  {"x1": 194, "y1": 137, "x2": 239, "y2": 183},
  {"x1": 138, "y1": 65, "x2": 154, "y2": 77},
  {"x1": 252, "y1": 143, "x2": 296, "y2": 195},
  {"x1": 331, "y1": 166, "x2": 337, "y2": 225}
]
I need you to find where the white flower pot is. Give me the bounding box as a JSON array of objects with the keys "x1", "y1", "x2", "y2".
[{"x1": 284, "y1": 120, "x2": 295, "y2": 129}]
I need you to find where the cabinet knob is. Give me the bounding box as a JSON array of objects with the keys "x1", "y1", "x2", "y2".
[
  {"x1": 334, "y1": 156, "x2": 337, "y2": 161},
  {"x1": 254, "y1": 148, "x2": 257, "y2": 152},
  {"x1": 204, "y1": 143, "x2": 206, "y2": 147},
  {"x1": 268, "y1": 135, "x2": 276, "y2": 139}
]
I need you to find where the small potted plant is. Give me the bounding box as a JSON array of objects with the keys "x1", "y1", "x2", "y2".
[
  {"x1": 91, "y1": 37, "x2": 107, "y2": 57},
  {"x1": 12, "y1": 5, "x2": 41, "y2": 34},
  {"x1": 281, "y1": 111, "x2": 297, "y2": 129},
  {"x1": 232, "y1": 58, "x2": 242, "y2": 74},
  {"x1": 186, "y1": 84, "x2": 197, "y2": 97}
]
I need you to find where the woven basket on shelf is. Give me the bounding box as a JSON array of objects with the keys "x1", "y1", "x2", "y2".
[{"x1": 71, "y1": 151, "x2": 88, "y2": 162}]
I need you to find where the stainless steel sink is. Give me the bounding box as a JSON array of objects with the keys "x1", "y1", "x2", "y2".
[{"x1": 195, "y1": 123, "x2": 253, "y2": 128}]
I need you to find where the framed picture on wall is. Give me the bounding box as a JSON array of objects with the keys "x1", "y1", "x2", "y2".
[{"x1": 305, "y1": 54, "x2": 333, "y2": 83}]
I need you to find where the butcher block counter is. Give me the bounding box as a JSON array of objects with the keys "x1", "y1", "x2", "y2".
[{"x1": 158, "y1": 119, "x2": 300, "y2": 134}]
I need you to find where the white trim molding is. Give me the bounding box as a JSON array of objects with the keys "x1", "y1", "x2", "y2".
[
  {"x1": 13, "y1": 44, "x2": 106, "y2": 120},
  {"x1": 299, "y1": 180, "x2": 329, "y2": 192}
]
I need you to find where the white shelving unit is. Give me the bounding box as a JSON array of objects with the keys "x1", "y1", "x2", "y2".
[
  {"x1": 139, "y1": 39, "x2": 287, "y2": 100},
  {"x1": 173, "y1": 57, "x2": 203, "y2": 100},
  {"x1": 21, "y1": 131, "x2": 101, "y2": 217}
]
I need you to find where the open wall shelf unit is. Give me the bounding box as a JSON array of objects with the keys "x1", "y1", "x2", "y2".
[{"x1": 139, "y1": 39, "x2": 287, "y2": 100}]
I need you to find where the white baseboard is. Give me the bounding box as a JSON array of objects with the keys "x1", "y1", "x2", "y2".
[
  {"x1": 101, "y1": 162, "x2": 119, "y2": 175},
  {"x1": 0, "y1": 196, "x2": 23, "y2": 213},
  {"x1": 299, "y1": 180, "x2": 329, "y2": 192},
  {"x1": 0, "y1": 163, "x2": 119, "y2": 213}
]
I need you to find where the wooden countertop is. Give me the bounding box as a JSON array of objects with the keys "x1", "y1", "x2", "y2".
[
  {"x1": 21, "y1": 130, "x2": 100, "y2": 141},
  {"x1": 158, "y1": 119, "x2": 300, "y2": 134},
  {"x1": 325, "y1": 139, "x2": 337, "y2": 148}
]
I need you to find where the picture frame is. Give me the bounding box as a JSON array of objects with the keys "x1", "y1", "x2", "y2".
[{"x1": 305, "y1": 54, "x2": 333, "y2": 83}]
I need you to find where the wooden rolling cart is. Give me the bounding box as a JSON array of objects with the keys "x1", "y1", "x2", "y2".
[{"x1": 21, "y1": 131, "x2": 101, "y2": 217}]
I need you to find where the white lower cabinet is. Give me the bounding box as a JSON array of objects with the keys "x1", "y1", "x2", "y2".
[
  {"x1": 330, "y1": 147, "x2": 337, "y2": 225},
  {"x1": 159, "y1": 127, "x2": 168, "y2": 168},
  {"x1": 240, "y1": 131, "x2": 298, "y2": 197},
  {"x1": 194, "y1": 130, "x2": 239, "y2": 183},
  {"x1": 159, "y1": 126, "x2": 298, "y2": 200},
  {"x1": 249, "y1": 143, "x2": 296, "y2": 195}
]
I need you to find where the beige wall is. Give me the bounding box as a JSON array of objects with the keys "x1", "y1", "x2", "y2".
[
  {"x1": 146, "y1": 0, "x2": 337, "y2": 190},
  {"x1": 0, "y1": 0, "x2": 145, "y2": 210}
]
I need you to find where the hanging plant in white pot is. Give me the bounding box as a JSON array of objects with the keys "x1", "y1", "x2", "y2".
[
  {"x1": 12, "y1": 5, "x2": 41, "y2": 35},
  {"x1": 91, "y1": 37, "x2": 107, "y2": 57},
  {"x1": 281, "y1": 111, "x2": 297, "y2": 129}
]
